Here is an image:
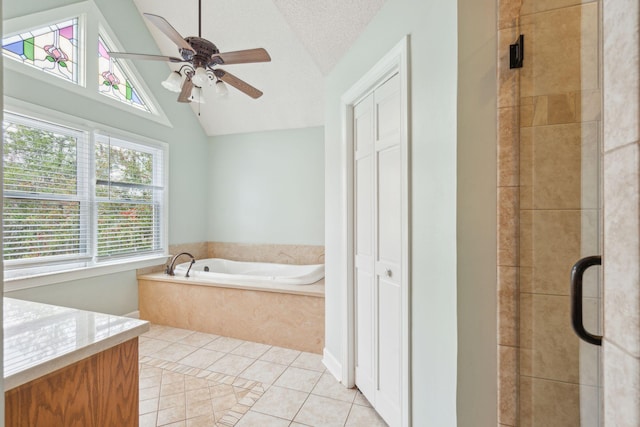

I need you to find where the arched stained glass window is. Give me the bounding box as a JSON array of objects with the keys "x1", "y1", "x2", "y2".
[
  {"x1": 2, "y1": 18, "x2": 79, "y2": 83},
  {"x1": 98, "y1": 36, "x2": 150, "y2": 112}
]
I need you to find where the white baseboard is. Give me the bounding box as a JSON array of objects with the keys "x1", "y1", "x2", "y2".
[
  {"x1": 123, "y1": 310, "x2": 140, "y2": 318},
  {"x1": 323, "y1": 347, "x2": 342, "y2": 382}
]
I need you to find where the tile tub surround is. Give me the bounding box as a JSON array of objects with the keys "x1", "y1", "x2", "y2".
[
  {"x1": 139, "y1": 324, "x2": 387, "y2": 427},
  {"x1": 208, "y1": 242, "x2": 325, "y2": 266},
  {"x1": 138, "y1": 274, "x2": 325, "y2": 354},
  {"x1": 137, "y1": 242, "x2": 325, "y2": 276}
]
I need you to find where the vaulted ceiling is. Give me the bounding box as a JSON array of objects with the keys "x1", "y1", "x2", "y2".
[{"x1": 132, "y1": 0, "x2": 386, "y2": 136}]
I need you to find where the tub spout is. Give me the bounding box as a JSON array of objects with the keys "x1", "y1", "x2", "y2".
[{"x1": 166, "y1": 252, "x2": 196, "y2": 277}]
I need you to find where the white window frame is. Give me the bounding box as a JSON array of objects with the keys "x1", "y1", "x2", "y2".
[{"x1": 3, "y1": 99, "x2": 169, "y2": 291}]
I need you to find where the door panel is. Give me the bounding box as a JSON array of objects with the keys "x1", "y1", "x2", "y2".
[
  {"x1": 377, "y1": 277, "x2": 401, "y2": 419},
  {"x1": 354, "y1": 71, "x2": 403, "y2": 427},
  {"x1": 377, "y1": 146, "x2": 402, "y2": 267},
  {"x1": 354, "y1": 93, "x2": 376, "y2": 402}
]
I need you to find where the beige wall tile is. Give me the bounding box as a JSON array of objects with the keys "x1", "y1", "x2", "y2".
[
  {"x1": 604, "y1": 341, "x2": 640, "y2": 426},
  {"x1": 519, "y1": 127, "x2": 533, "y2": 209},
  {"x1": 498, "y1": 107, "x2": 520, "y2": 187},
  {"x1": 603, "y1": 0, "x2": 639, "y2": 151},
  {"x1": 520, "y1": 4, "x2": 599, "y2": 98},
  {"x1": 520, "y1": 96, "x2": 548, "y2": 127},
  {"x1": 139, "y1": 279, "x2": 325, "y2": 353},
  {"x1": 521, "y1": 123, "x2": 598, "y2": 210},
  {"x1": 520, "y1": 376, "x2": 598, "y2": 427},
  {"x1": 498, "y1": 267, "x2": 518, "y2": 346},
  {"x1": 531, "y1": 96, "x2": 548, "y2": 127},
  {"x1": 498, "y1": 187, "x2": 519, "y2": 267},
  {"x1": 543, "y1": 90, "x2": 601, "y2": 125},
  {"x1": 520, "y1": 293, "x2": 598, "y2": 385},
  {"x1": 604, "y1": 144, "x2": 640, "y2": 357},
  {"x1": 208, "y1": 242, "x2": 325, "y2": 265},
  {"x1": 520, "y1": 210, "x2": 581, "y2": 295},
  {"x1": 577, "y1": 89, "x2": 602, "y2": 123},
  {"x1": 547, "y1": 93, "x2": 577, "y2": 125},
  {"x1": 521, "y1": 0, "x2": 598, "y2": 15},
  {"x1": 498, "y1": 0, "x2": 522, "y2": 30},
  {"x1": 170, "y1": 242, "x2": 209, "y2": 260},
  {"x1": 498, "y1": 346, "x2": 518, "y2": 425}
]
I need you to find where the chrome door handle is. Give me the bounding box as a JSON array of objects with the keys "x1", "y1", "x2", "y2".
[{"x1": 570, "y1": 255, "x2": 602, "y2": 346}]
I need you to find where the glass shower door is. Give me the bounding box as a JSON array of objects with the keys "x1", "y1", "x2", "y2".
[{"x1": 517, "y1": 1, "x2": 602, "y2": 425}]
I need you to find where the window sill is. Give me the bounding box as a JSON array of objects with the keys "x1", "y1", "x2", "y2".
[{"x1": 3, "y1": 255, "x2": 169, "y2": 292}]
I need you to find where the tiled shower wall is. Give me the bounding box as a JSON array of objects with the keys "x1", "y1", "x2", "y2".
[
  {"x1": 601, "y1": 0, "x2": 640, "y2": 425},
  {"x1": 497, "y1": 1, "x2": 640, "y2": 426}
]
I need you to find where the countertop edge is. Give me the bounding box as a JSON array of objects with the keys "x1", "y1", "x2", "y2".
[{"x1": 4, "y1": 321, "x2": 149, "y2": 391}]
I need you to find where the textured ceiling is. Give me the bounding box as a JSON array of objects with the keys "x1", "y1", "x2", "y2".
[
  {"x1": 272, "y1": 0, "x2": 386, "y2": 75},
  {"x1": 131, "y1": 0, "x2": 386, "y2": 136}
]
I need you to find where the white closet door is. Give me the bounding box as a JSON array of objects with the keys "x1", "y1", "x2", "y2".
[
  {"x1": 354, "y1": 72, "x2": 402, "y2": 426},
  {"x1": 354, "y1": 92, "x2": 376, "y2": 400},
  {"x1": 374, "y1": 72, "x2": 402, "y2": 424}
]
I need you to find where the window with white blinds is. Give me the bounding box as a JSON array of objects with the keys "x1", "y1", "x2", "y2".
[
  {"x1": 2, "y1": 112, "x2": 167, "y2": 280},
  {"x1": 94, "y1": 134, "x2": 164, "y2": 259}
]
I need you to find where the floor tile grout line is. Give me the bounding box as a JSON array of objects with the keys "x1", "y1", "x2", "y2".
[{"x1": 141, "y1": 325, "x2": 351, "y2": 427}]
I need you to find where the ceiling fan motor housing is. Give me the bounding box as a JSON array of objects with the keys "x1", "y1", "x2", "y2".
[{"x1": 182, "y1": 37, "x2": 220, "y2": 68}]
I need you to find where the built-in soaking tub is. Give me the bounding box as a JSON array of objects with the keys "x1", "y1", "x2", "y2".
[
  {"x1": 174, "y1": 258, "x2": 325, "y2": 287},
  {"x1": 137, "y1": 258, "x2": 325, "y2": 353}
]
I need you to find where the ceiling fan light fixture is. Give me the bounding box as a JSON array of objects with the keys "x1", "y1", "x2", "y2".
[
  {"x1": 161, "y1": 71, "x2": 183, "y2": 92},
  {"x1": 215, "y1": 80, "x2": 229, "y2": 97},
  {"x1": 191, "y1": 67, "x2": 209, "y2": 87},
  {"x1": 189, "y1": 86, "x2": 205, "y2": 104}
]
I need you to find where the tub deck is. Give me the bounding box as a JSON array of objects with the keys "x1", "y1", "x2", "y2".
[{"x1": 137, "y1": 273, "x2": 325, "y2": 354}]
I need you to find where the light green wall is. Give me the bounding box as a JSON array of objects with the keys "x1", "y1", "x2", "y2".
[
  {"x1": 3, "y1": 0, "x2": 210, "y2": 315},
  {"x1": 325, "y1": 0, "x2": 459, "y2": 423},
  {"x1": 208, "y1": 127, "x2": 324, "y2": 245},
  {"x1": 6, "y1": 271, "x2": 138, "y2": 314},
  {"x1": 325, "y1": 0, "x2": 497, "y2": 425}
]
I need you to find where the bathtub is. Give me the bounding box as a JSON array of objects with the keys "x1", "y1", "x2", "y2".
[
  {"x1": 138, "y1": 258, "x2": 325, "y2": 352},
  {"x1": 173, "y1": 258, "x2": 325, "y2": 286}
]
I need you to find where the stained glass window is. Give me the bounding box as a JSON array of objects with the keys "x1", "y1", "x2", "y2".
[
  {"x1": 98, "y1": 36, "x2": 150, "y2": 112},
  {"x1": 2, "y1": 19, "x2": 79, "y2": 83}
]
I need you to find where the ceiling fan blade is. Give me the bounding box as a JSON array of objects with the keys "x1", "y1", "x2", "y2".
[
  {"x1": 213, "y1": 69, "x2": 263, "y2": 99},
  {"x1": 177, "y1": 78, "x2": 193, "y2": 103},
  {"x1": 107, "y1": 52, "x2": 184, "y2": 63},
  {"x1": 211, "y1": 48, "x2": 271, "y2": 65},
  {"x1": 143, "y1": 13, "x2": 195, "y2": 53}
]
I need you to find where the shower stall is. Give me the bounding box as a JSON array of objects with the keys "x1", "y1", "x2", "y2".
[{"x1": 497, "y1": 1, "x2": 606, "y2": 425}]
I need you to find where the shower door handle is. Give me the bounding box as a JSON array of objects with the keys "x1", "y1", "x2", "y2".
[{"x1": 570, "y1": 255, "x2": 602, "y2": 346}]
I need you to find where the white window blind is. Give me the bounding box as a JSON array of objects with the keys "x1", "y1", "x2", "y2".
[
  {"x1": 2, "y1": 111, "x2": 167, "y2": 280},
  {"x1": 3, "y1": 113, "x2": 89, "y2": 264},
  {"x1": 94, "y1": 134, "x2": 164, "y2": 259}
]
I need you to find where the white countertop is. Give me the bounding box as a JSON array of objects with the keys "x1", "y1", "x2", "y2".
[{"x1": 3, "y1": 298, "x2": 149, "y2": 391}]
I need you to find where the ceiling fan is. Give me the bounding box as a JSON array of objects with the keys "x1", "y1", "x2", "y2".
[{"x1": 107, "y1": 0, "x2": 271, "y2": 103}]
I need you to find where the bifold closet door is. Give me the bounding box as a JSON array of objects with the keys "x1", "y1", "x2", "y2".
[{"x1": 354, "y1": 72, "x2": 402, "y2": 426}]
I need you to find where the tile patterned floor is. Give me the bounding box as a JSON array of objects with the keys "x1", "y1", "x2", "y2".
[{"x1": 139, "y1": 324, "x2": 388, "y2": 427}]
